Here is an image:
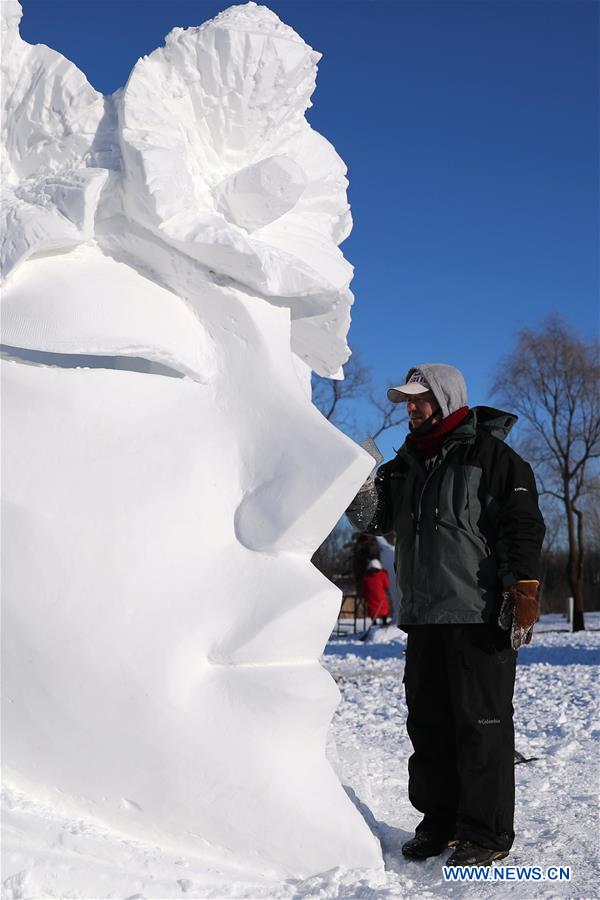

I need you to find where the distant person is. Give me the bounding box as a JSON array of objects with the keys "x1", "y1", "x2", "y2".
[
  {"x1": 361, "y1": 559, "x2": 391, "y2": 626},
  {"x1": 352, "y1": 533, "x2": 380, "y2": 593},
  {"x1": 376, "y1": 535, "x2": 400, "y2": 623},
  {"x1": 347, "y1": 364, "x2": 545, "y2": 867}
]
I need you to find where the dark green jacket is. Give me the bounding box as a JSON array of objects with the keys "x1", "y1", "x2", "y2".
[{"x1": 347, "y1": 407, "x2": 545, "y2": 626}]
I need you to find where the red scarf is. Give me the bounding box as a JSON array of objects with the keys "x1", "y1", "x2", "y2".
[{"x1": 408, "y1": 407, "x2": 470, "y2": 459}]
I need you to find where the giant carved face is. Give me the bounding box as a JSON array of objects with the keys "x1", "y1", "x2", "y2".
[{"x1": 0, "y1": 1, "x2": 379, "y2": 878}]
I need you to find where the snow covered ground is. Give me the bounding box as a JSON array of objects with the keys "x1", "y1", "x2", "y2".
[
  {"x1": 3, "y1": 614, "x2": 599, "y2": 899},
  {"x1": 324, "y1": 613, "x2": 600, "y2": 899}
]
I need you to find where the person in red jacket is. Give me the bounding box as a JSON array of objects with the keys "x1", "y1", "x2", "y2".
[{"x1": 361, "y1": 559, "x2": 391, "y2": 625}]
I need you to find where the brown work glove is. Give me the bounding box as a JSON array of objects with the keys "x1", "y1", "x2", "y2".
[{"x1": 498, "y1": 580, "x2": 540, "y2": 650}]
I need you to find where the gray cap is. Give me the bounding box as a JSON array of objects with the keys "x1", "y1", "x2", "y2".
[{"x1": 388, "y1": 363, "x2": 467, "y2": 419}]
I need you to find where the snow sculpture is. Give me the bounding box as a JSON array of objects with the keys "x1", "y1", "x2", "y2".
[{"x1": 1, "y1": 0, "x2": 382, "y2": 878}]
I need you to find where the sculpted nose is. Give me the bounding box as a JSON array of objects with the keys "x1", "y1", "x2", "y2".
[{"x1": 234, "y1": 403, "x2": 372, "y2": 555}]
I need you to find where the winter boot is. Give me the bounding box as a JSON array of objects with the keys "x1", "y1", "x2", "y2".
[
  {"x1": 446, "y1": 841, "x2": 509, "y2": 866},
  {"x1": 402, "y1": 832, "x2": 453, "y2": 860}
]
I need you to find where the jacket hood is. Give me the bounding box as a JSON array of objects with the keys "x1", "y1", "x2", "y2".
[
  {"x1": 406, "y1": 364, "x2": 467, "y2": 418},
  {"x1": 471, "y1": 405, "x2": 517, "y2": 441}
]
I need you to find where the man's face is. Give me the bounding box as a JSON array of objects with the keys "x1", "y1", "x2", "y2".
[{"x1": 406, "y1": 391, "x2": 440, "y2": 429}]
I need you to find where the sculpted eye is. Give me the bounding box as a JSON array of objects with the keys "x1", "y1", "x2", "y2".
[{"x1": 0, "y1": 246, "x2": 216, "y2": 382}]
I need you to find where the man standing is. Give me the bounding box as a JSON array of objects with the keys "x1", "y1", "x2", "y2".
[{"x1": 347, "y1": 363, "x2": 545, "y2": 866}]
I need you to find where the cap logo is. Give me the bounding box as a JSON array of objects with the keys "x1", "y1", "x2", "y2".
[{"x1": 409, "y1": 371, "x2": 428, "y2": 386}]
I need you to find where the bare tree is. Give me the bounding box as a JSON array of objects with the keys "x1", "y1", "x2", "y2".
[
  {"x1": 492, "y1": 318, "x2": 600, "y2": 631},
  {"x1": 312, "y1": 353, "x2": 407, "y2": 440},
  {"x1": 369, "y1": 386, "x2": 407, "y2": 439},
  {"x1": 311, "y1": 352, "x2": 372, "y2": 435}
]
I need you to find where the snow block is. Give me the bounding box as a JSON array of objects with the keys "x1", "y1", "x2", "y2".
[{"x1": 0, "y1": 1, "x2": 382, "y2": 879}]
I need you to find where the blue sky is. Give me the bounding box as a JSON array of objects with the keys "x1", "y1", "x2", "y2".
[{"x1": 20, "y1": 0, "x2": 598, "y2": 459}]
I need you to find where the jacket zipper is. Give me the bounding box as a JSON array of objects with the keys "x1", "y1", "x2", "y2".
[
  {"x1": 415, "y1": 461, "x2": 441, "y2": 534},
  {"x1": 415, "y1": 442, "x2": 465, "y2": 534},
  {"x1": 412, "y1": 464, "x2": 437, "y2": 580}
]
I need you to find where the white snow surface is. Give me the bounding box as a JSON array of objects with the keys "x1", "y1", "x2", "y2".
[{"x1": 2, "y1": 616, "x2": 599, "y2": 898}]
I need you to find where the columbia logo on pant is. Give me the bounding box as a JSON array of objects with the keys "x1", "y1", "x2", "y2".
[{"x1": 478, "y1": 718, "x2": 501, "y2": 725}]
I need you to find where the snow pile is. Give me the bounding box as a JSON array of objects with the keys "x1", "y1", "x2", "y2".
[
  {"x1": 0, "y1": 0, "x2": 380, "y2": 881},
  {"x1": 364, "y1": 624, "x2": 406, "y2": 644}
]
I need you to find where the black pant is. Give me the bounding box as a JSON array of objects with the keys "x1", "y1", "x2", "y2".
[{"x1": 403, "y1": 624, "x2": 517, "y2": 851}]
